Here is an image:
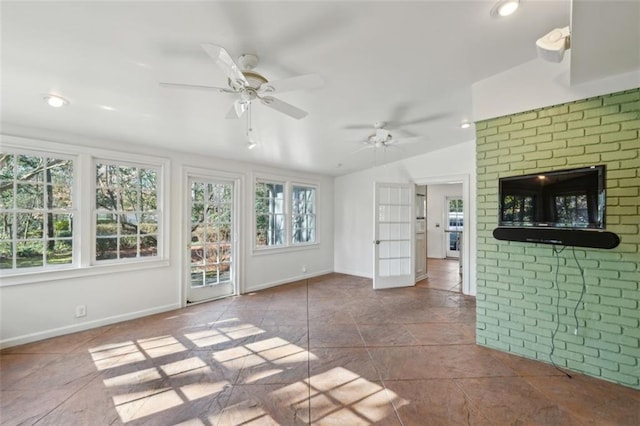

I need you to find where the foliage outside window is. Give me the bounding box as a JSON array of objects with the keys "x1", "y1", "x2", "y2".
[
  {"x1": 95, "y1": 162, "x2": 159, "y2": 261},
  {"x1": 292, "y1": 185, "x2": 316, "y2": 244},
  {"x1": 0, "y1": 152, "x2": 74, "y2": 270},
  {"x1": 255, "y1": 181, "x2": 285, "y2": 247}
]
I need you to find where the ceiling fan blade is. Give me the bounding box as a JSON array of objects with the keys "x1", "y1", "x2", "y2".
[
  {"x1": 201, "y1": 43, "x2": 248, "y2": 88},
  {"x1": 259, "y1": 74, "x2": 324, "y2": 94},
  {"x1": 159, "y1": 82, "x2": 235, "y2": 93},
  {"x1": 225, "y1": 100, "x2": 247, "y2": 119},
  {"x1": 260, "y1": 96, "x2": 308, "y2": 120},
  {"x1": 392, "y1": 136, "x2": 424, "y2": 145},
  {"x1": 392, "y1": 112, "x2": 451, "y2": 127}
]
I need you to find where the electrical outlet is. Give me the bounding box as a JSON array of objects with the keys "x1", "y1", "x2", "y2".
[{"x1": 75, "y1": 305, "x2": 86, "y2": 318}]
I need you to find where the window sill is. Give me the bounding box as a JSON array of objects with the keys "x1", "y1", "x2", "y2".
[
  {"x1": 252, "y1": 242, "x2": 320, "y2": 256},
  {"x1": 0, "y1": 258, "x2": 171, "y2": 287}
]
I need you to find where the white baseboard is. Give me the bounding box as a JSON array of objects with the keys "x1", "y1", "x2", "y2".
[
  {"x1": 332, "y1": 268, "x2": 372, "y2": 279},
  {"x1": 0, "y1": 303, "x2": 181, "y2": 349},
  {"x1": 245, "y1": 269, "x2": 334, "y2": 293}
]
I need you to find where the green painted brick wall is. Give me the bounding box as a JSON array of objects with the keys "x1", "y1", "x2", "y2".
[{"x1": 475, "y1": 88, "x2": 640, "y2": 389}]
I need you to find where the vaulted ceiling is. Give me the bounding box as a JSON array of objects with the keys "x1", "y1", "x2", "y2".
[{"x1": 2, "y1": 1, "x2": 632, "y2": 176}]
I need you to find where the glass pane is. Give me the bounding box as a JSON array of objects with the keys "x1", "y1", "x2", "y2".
[
  {"x1": 190, "y1": 243, "x2": 205, "y2": 265},
  {"x1": 17, "y1": 155, "x2": 44, "y2": 182},
  {"x1": 205, "y1": 244, "x2": 218, "y2": 264},
  {"x1": 47, "y1": 159, "x2": 73, "y2": 186},
  {"x1": 121, "y1": 214, "x2": 138, "y2": 235},
  {"x1": 191, "y1": 203, "x2": 205, "y2": 225},
  {"x1": 96, "y1": 186, "x2": 119, "y2": 210},
  {"x1": 204, "y1": 268, "x2": 219, "y2": 285},
  {"x1": 120, "y1": 236, "x2": 138, "y2": 258},
  {"x1": 191, "y1": 182, "x2": 204, "y2": 203},
  {"x1": 96, "y1": 163, "x2": 118, "y2": 187},
  {"x1": 122, "y1": 189, "x2": 139, "y2": 211},
  {"x1": 140, "y1": 214, "x2": 158, "y2": 234},
  {"x1": 0, "y1": 241, "x2": 12, "y2": 269},
  {"x1": 96, "y1": 237, "x2": 117, "y2": 260},
  {"x1": 140, "y1": 235, "x2": 157, "y2": 257},
  {"x1": 119, "y1": 166, "x2": 137, "y2": 188},
  {"x1": 16, "y1": 240, "x2": 43, "y2": 268},
  {"x1": 0, "y1": 213, "x2": 13, "y2": 240},
  {"x1": 0, "y1": 154, "x2": 15, "y2": 180},
  {"x1": 0, "y1": 182, "x2": 14, "y2": 209},
  {"x1": 50, "y1": 184, "x2": 72, "y2": 209},
  {"x1": 16, "y1": 183, "x2": 43, "y2": 209},
  {"x1": 52, "y1": 214, "x2": 73, "y2": 238},
  {"x1": 96, "y1": 213, "x2": 118, "y2": 236},
  {"x1": 191, "y1": 266, "x2": 204, "y2": 287},
  {"x1": 17, "y1": 213, "x2": 43, "y2": 239},
  {"x1": 47, "y1": 239, "x2": 73, "y2": 265},
  {"x1": 139, "y1": 169, "x2": 157, "y2": 193},
  {"x1": 140, "y1": 189, "x2": 157, "y2": 211}
]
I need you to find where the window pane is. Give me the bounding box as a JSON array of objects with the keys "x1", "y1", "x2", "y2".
[
  {"x1": 0, "y1": 241, "x2": 13, "y2": 269},
  {"x1": 292, "y1": 186, "x2": 316, "y2": 244},
  {"x1": 0, "y1": 182, "x2": 14, "y2": 209},
  {"x1": 16, "y1": 240, "x2": 43, "y2": 268},
  {"x1": 140, "y1": 235, "x2": 157, "y2": 257},
  {"x1": 96, "y1": 237, "x2": 117, "y2": 260},
  {"x1": 96, "y1": 213, "x2": 118, "y2": 236},
  {"x1": 255, "y1": 181, "x2": 285, "y2": 247},
  {"x1": 1, "y1": 152, "x2": 76, "y2": 272}
]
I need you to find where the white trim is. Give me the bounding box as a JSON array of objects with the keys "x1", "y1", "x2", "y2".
[
  {"x1": 0, "y1": 302, "x2": 180, "y2": 349},
  {"x1": 244, "y1": 269, "x2": 333, "y2": 294},
  {"x1": 182, "y1": 166, "x2": 244, "y2": 305}
]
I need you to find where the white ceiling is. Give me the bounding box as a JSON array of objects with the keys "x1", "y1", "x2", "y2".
[{"x1": 1, "y1": 0, "x2": 576, "y2": 176}]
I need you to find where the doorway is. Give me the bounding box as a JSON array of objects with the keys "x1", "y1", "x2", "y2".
[{"x1": 186, "y1": 175, "x2": 239, "y2": 303}]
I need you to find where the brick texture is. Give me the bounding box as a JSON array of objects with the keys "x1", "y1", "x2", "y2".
[{"x1": 475, "y1": 89, "x2": 640, "y2": 390}]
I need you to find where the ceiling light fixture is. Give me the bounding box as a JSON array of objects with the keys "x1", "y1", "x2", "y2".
[
  {"x1": 490, "y1": 0, "x2": 519, "y2": 17},
  {"x1": 43, "y1": 95, "x2": 68, "y2": 108},
  {"x1": 460, "y1": 121, "x2": 471, "y2": 129}
]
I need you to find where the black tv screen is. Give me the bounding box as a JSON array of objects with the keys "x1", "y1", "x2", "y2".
[{"x1": 498, "y1": 165, "x2": 606, "y2": 229}]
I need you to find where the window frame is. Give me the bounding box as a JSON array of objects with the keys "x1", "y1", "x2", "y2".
[
  {"x1": 252, "y1": 174, "x2": 319, "y2": 253},
  {"x1": 0, "y1": 147, "x2": 78, "y2": 273},
  {"x1": 0, "y1": 135, "x2": 170, "y2": 287},
  {"x1": 92, "y1": 158, "x2": 162, "y2": 264},
  {"x1": 290, "y1": 183, "x2": 317, "y2": 246}
]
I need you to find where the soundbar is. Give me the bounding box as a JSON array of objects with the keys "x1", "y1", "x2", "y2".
[{"x1": 493, "y1": 227, "x2": 620, "y2": 249}]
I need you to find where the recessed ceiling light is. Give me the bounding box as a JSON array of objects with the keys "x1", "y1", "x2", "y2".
[
  {"x1": 44, "y1": 95, "x2": 68, "y2": 108},
  {"x1": 490, "y1": 0, "x2": 519, "y2": 17},
  {"x1": 247, "y1": 140, "x2": 257, "y2": 150},
  {"x1": 460, "y1": 121, "x2": 472, "y2": 129}
]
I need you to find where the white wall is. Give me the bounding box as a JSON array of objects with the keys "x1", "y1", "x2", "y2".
[
  {"x1": 334, "y1": 140, "x2": 476, "y2": 295},
  {"x1": 0, "y1": 129, "x2": 334, "y2": 347},
  {"x1": 426, "y1": 183, "x2": 462, "y2": 259},
  {"x1": 472, "y1": 52, "x2": 640, "y2": 122}
]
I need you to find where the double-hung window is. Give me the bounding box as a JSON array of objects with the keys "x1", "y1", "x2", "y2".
[
  {"x1": 95, "y1": 161, "x2": 160, "y2": 262},
  {"x1": 254, "y1": 178, "x2": 317, "y2": 250},
  {"x1": 1, "y1": 151, "x2": 75, "y2": 270}
]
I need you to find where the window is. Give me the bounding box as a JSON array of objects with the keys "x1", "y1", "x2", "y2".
[
  {"x1": 255, "y1": 181, "x2": 285, "y2": 247},
  {"x1": 254, "y1": 178, "x2": 317, "y2": 250},
  {"x1": 501, "y1": 194, "x2": 534, "y2": 224},
  {"x1": 95, "y1": 161, "x2": 159, "y2": 261},
  {"x1": 0, "y1": 152, "x2": 74, "y2": 270},
  {"x1": 292, "y1": 185, "x2": 316, "y2": 244}
]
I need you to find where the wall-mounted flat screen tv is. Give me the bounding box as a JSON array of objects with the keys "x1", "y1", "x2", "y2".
[{"x1": 498, "y1": 165, "x2": 606, "y2": 229}]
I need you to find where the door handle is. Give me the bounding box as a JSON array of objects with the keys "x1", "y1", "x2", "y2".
[{"x1": 374, "y1": 240, "x2": 381, "y2": 245}]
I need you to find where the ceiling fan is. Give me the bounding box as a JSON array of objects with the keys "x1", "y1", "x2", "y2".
[
  {"x1": 358, "y1": 121, "x2": 423, "y2": 150},
  {"x1": 160, "y1": 44, "x2": 323, "y2": 120}
]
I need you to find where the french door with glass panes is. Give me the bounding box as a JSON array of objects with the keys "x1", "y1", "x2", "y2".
[
  {"x1": 445, "y1": 196, "x2": 463, "y2": 258},
  {"x1": 187, "y1": 177, "x2": 237, "y2": 303}
]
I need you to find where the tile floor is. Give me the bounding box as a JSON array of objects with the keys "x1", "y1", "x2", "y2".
[
  {"x1": 1, "y1": 269, "x2": 639, "y2": 425},
  {"x1": 417, "y1": 258, "x2": 462, "y2": 293}
]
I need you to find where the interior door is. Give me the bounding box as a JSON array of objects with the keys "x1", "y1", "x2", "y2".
[
  {"x1": 187, "y1": 177, "x2": 237, "y2": 303},
  {"x1": 445, "y1": 196, "x2": 463, "y2": 258},
  {"x1": 373, "y1": 182, "x2": 415, "y2": 289}
]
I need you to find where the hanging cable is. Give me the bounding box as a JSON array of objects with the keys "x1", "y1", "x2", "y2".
[
  {"x1": 550, "y1": 245, "x2": 572, "y2": 378},
  {"x1": 571, "y1": 246, "x2": 587, "y2": 335}
]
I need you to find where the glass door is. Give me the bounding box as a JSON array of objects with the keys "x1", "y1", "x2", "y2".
[
  {"x1": 445, "y1": 196, "x2": 463, "y2": 258},
  {"x1": 187, "y1": 178, "x2": 236, "y2": 303},
  {"x1": 373, "y1": 182, "x2": 415, "y2": 289}
]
